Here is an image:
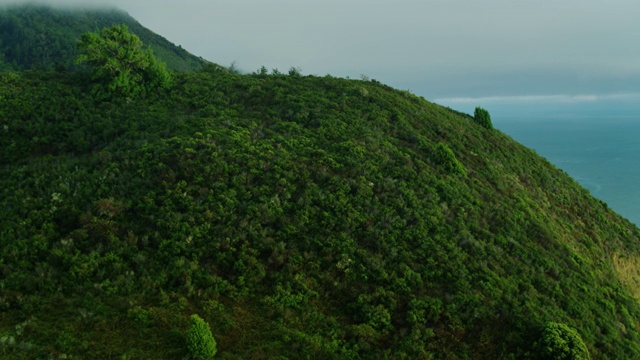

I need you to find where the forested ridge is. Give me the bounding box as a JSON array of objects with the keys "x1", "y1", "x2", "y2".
[
  {"x1": 0, "y1": 4, "x2": 208, "y2": 72},
  {"x1": 2, "y1": 5, "x2": 640, "y2": 360}
]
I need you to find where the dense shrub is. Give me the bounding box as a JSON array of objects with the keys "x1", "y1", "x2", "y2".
[
  {"x1": 473, "y1": 106, "x2": 493, "y2": 129},
  {"x1": 537, "y1": 322, "x2": 590, "y2": 360},
  {"x1": 2, "y1": 65, "x2": 640, "y2": 359},
  {"x1": 434, "y1": 142, "x2": 466, "y2": 175},
  {"x1": 186, "y1": 314, "x2": 217, "y2": 359}
]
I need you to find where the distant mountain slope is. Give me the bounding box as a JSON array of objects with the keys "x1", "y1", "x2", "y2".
[
  {"x1": 2, "y1": 67, "x2": 640, "y2": 358},
  {"x1": 0, "y1": 4, "x2": 209, "y2": 72}
]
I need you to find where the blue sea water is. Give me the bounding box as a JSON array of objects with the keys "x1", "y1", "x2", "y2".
[
  {"x1": 495, "y1": 117, "x2": 640, "y2": 226},
  {"x1": 440, "y1": 98, "x2": 640, "y2": 226}
]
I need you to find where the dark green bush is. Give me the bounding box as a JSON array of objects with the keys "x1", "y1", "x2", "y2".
[
  {"x1": 537, "y1": 322, "x2": 590, "y2": 360},
  {"x1": 434, "y1": 142, "x2": 466, "y2": 175},
  {"x1": 473, "y1": 107, "x2": 493, "y2": 129}
]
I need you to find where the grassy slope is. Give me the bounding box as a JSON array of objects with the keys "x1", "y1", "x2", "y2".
[
  {"x1": 1, "y1": 69, "x2": 640, "y2": 358},
  {"x1": 0, "y1": 4, "x2": 208, "y2": 72}
]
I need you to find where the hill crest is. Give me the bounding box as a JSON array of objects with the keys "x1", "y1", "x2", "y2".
[
  {"x1": 2, "y1": 6, "x2": 640, "y2": 360},
  {"x1": 0, "y1": 3, "x2": 209, "y2": 72}
]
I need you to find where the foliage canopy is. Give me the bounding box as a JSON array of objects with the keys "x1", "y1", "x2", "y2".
[
  {"x1": 76, "y1": 24, "x2": 171, "y2": 98},
  {"x1": 2, "y1": 55, "x2": 640, "y2": 359},
  {"x1": 186, "y1": 315, "x2": 217, "y2": 359},
  {"x1": 474, "y1": 106, "x2": 493, "y2": 129},
  {"x1": 3, "y1": 69, "x2": 640, "y2": 359},
  {"x1": 537, "y1": 322, "x2": 591, "y2": 360}
]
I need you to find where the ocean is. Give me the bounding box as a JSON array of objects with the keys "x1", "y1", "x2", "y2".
[
  {"x1": 441, "y1": 97, "x2": 640, "y2": 227},
  {"x1": 496, "y1": 117, "x2": 640, "y2": 226}
]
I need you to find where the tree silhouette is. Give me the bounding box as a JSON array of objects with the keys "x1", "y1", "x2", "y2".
[{"x1": 473, "y1": 107, "x2": 493, "y2": 130}]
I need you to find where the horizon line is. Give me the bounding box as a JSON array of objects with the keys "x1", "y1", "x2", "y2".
[{"x1": 434, "y1": 92, "x2": 640, "y2": 104}]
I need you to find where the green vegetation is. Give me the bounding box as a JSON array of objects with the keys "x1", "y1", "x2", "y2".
[
  {"x1": 434, "y1": 142, "x2": 466, "y2": 175},
  {"x1": 76, "y1": 24, "x2": 171, "y2": 98},
  {"x1": 2, "y1": 6, "x2": 640, "y2": 360},
  {"x1": 187, "y1": 315, "x2": 217, "y2": 359},
  {"x1": 0, "y1": 4, "x2": 208, "y2": 72},
  {"x1": 537, "y1": 322, "x2": 590, "y2": 360},
  {"x1": 474, "y1": 106, "x2": 493, "y2": 129}
]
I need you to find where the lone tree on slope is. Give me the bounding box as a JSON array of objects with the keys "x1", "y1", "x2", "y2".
[
  {"x1": 474, "y1": 107, "x2": 493, "y2": 130},
  {"x1": 76, "y1": 24, "x2": 171, "y2": 98}
]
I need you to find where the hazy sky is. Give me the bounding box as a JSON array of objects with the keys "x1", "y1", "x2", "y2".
[{"x1": 5, "y1": 0, "x2": 640, "y2": 103}]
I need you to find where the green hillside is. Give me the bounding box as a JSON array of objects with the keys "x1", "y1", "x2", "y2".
[
  {"x1": 0, "y1": 4, "x2": 208, "y2": 72},
  {"x1": 3, "y1": 17, "x2": 640, "y2": 360}
]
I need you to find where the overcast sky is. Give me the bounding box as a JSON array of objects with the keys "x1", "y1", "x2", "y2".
[{"x1": 5, "y1": 0, "x2": 640, "y2": 105}]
